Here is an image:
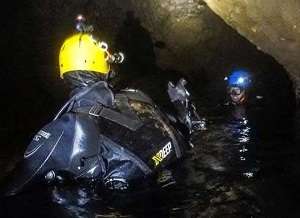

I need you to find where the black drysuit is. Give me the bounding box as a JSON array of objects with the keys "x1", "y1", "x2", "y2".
[{"x1": 6, "y1": 80, "x2": 189, "y2": 195}]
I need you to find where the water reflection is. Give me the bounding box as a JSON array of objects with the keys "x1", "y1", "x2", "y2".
[
  {"x1": 1, "y1": 87, "x2": 299, "y2": 218},
  {"x1": 48, "y1": 182, "x2": 200, "y2": 218},
  {"x1": 227, "y1": 105, "x2": 258, "y2": 179}
]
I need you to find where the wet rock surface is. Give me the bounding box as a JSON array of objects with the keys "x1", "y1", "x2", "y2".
[{"x1": 203, "y1": 0, "x2": 300, "y2": 99}]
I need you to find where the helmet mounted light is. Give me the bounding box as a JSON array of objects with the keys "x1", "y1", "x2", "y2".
[{"x1": 226, "y1": 69, "x2": 251, "y2": 89}]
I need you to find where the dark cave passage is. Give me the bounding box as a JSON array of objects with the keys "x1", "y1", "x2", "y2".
[{"x1": 1, "y1": 1, "x2": 300, "y2": 218}]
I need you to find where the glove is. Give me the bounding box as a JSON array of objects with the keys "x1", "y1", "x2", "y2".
[
  {"x1": 167, "y1": 78, "x2": 206, "y2": 134},
  {"x1": 167, "y1": 78, "x2": 190, "y2": 103}
]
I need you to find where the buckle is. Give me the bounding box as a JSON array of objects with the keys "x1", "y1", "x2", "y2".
[{"x1": 88, "y1": 104, "x2": 102, "y2": 117}]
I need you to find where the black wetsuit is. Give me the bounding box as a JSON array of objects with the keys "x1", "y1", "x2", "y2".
[{"x1": 5, "y1": 79, "x2": 190, "y2": 195}]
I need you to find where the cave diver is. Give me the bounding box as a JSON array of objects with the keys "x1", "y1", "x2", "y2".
[
  {"x1": 223, "y1": 69, "x2": 260, "y2": 178},
  {"x1": 3, "y1": 15, "x2": 204, "y2": 197},
  {"x1": 223, "y1": 69, "x2": 265, "y2": 118},
  {"x1": 224, "y1": 69, "x2": 252, "y2": 106}
]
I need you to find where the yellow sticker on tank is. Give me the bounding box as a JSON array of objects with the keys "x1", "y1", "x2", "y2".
[{"x1": 152, "y1": 142, "x2": 172, "y2": 166}]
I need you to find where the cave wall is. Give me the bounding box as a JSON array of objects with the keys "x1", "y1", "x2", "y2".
[
  {"x1": 203, "y1": 0, "x2": 300, "y2": 98},
  {"x1": 3, "y1": 0, "x2": 296, "y2": 150},
  {"x1": 32, "y1": 0, "x2": 294, "y2": 88}
]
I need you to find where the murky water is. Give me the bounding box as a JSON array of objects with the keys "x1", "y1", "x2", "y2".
[{"x1": 1, "y1": 77, "x2": 300, "y2": 218}]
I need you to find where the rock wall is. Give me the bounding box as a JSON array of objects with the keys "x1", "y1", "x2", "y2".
[
  {"x1": 6, "y1": 0, "x2": 296, "y2": 103},
  {"x1": 3, "y1": 0, "x2": 297, "y2": 159},
  {"x1": 33, "y1": 0, "x2": 293, "y2": 83},
  {"x1": 203, "y1": 0, "x2": 300, "y2": 97}
]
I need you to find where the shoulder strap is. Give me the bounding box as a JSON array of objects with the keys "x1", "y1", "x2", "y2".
[{"x1": 73, "y1": 104, "x2": 143, "y2": 131}]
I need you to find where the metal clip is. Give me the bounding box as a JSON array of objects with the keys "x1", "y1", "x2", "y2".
[{"x1": 88, "y1": 104, "x2": 102, "y2": 117}]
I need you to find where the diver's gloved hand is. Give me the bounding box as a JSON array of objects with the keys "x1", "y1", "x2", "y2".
[
  {"x1": 167, "y1": 78, "x2": 205, "y2": 134},
  {"x1": 167, "y1": 78, "x2": 190, "y2": 104},
  {"x1": 167, "y1": 78, "x2": 191, "y2": 130}
]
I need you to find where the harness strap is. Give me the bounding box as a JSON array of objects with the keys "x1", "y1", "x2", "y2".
[{"x1": 73, "y1": 104, "x2": 143, "y2": 131}]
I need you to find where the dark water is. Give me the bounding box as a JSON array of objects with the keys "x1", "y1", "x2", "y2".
[{"x1": 2, "y1": 78, "x2": 300, "y2": 218}]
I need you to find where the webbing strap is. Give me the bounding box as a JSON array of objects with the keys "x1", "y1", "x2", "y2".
[{"x1": 73, "y1": 104, "x2": 143, "y2": 131}]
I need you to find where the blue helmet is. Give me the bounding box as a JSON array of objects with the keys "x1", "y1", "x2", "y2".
[{"x1": 225, "y1": 70, "x2": 251, "y2": 89}]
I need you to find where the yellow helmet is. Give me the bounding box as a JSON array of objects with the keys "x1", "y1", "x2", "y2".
[{"x1": 59, "y1": 33, "x2": 111, "y2": 78}]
